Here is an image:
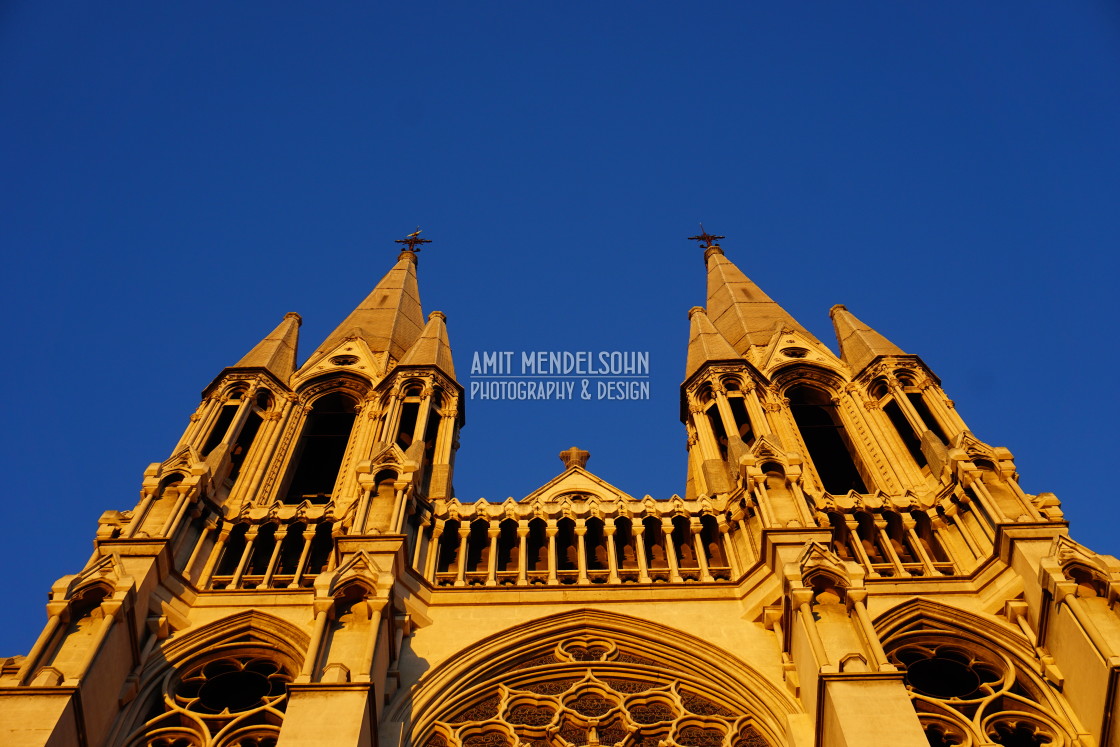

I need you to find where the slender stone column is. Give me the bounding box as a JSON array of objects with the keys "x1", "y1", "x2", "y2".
[
  {"x1": 454, "y1": 525, "x2": 470, "y2": 587},
  {"x1": 261, "y1": 524, "x2": 287, "y2": 587},
  {"x1": 486, "y1": 523, "x2": 499, "y2": 586},
  {"x1": 516, "y1": 522, "x2": 529, "y2": 586},
  {"x1": 634, "y1": 525, "x2": 651, "y2": 583},
  {"x1": 661, "y1": 519, "x2": 683, "y2": 583},
  {"x1": 692, "y1": 521, "x2": 714, "y2": 582},
  {"x1": 546, "y1": 523, "x2": 559, "y2": 585},
  {"x1": 605, "y1": 523, "x2": 620, "y2": 583},
  {"x1": 575, "y1": 521, "x2": 589, "y2": 584},
  {"x1": 423, "y1": 521, "x2": 444, "y2": 582},
  {"x1": 230, "y1": 528, "x2": 258, "y2": 588}
]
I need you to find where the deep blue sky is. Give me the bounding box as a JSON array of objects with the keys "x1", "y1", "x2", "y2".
[{"x1": 2, "y1": 3, "x2": 1118, "y2": 654}]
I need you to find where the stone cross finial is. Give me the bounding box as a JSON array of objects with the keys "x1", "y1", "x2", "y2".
[
  {"x1": 687, "y1": 223, "x2": 725, "y2": 249},
  {"x1": 559, "y1": 447, "x2": 590, "y2": 470},
  {"x1": 395, "y1": 227, "x2": 432, "y2": 253}
]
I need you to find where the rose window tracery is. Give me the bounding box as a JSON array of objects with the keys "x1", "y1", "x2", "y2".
[
  {"x1": 887, "y1": 633, "x2": 1077, "y2": 747},
  {"x1": 126, "y1": 649, "x2": 294, "y2": 747},
  {"x1": 421, "y1": 636, "x2": 770, "y2": 747}
]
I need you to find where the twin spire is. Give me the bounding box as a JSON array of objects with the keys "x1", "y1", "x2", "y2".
[
  {"x1": 225, "y1": 227, "x2": 903, "y2": 387},
  {"x1": 685, "y1": 231, "x2": 905, "y2": 378},
  {"x1": 225, "y1": 230, "x2": 454, "y2": 386}
]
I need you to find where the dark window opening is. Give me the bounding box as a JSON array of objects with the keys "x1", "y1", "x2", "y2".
[
  {"x1": 907, "y1": 393, "x2": 948, "y2": 443},
  {"x1": 787, "y1": 385, "x2": 867, "y2": 494},
  {"x1": 912, "y1": 511, "x2": 950, "y2": 564},
  {"x1": 527, "y1": 519, "x2": 548, "y2": 572},
  {"x1": 885, "y1": 400, "x2": 926, "y2": 468},
  {"x1": 828, "y1": 513, "x2": 855, "y2": 561},
  {"x1": 437, "y1": 520, "x2": 461, "y2": 573},
  {"x1": 285, "y1": 393, "x2": 357, "y2": 503},
  {"x1": 642, "y1": 517, "x2": 666, "y2": 569},
  {"x1": 557, "y1": 519, "x2": 578, "y2": 572},
  {"x1": 306, "y1": 522, "x2": 333, "y2": 575},
  {"x1": 989, "y1": 722, "x2": 1051, "y2": 747},
  {"x1": 466, "y1": 521, "x2": 489, "y2": 573},
  {"x1": 728, "y1": 396, "x2": 754, "y2": 444},
  {"x1": 614, "y1": 518, "x2": 637, "y2": 570},
  {"x1": 585, "y1": 518, "x2": 607, "y2": 572},
  {"x1": 246, "y1": 524, "x2": 278, "y2": 576},
  {"x1": 905, "y1": 655, "x2": 982, "y2": 699},
  {"x1": 497, "y1": 520, "x2": 519, "y2": 573},
  {"x1": 203, "y1": 405, "x2": 239, "y2": 457},
  {"x1": 699, "y1": 515, "x2": 725, "y2": 568},
  {"x1": 671, "y1": 516, "x2": 696, "y2": 568},
  {"x1": 228, "y1": 412, "x2": 263, "y2": 482},
  {"x1": 396, "y1": 402, "x2": 419, "y2": 448},
  {"x1": 884, "y1": 512, "x2": 916, "y2": 564},
  {"x1": 277, "y1": 524, "x2": 307, "y2": 575},
  {"x1": 855, "y1": 512, "x2": 885, "y2": 564},
  {"x1": 216, "y1": 524, "x2": 250, "y2": 576},
  {"x1": 706, "y1": 406, "x2": 729, "y2": 460}
]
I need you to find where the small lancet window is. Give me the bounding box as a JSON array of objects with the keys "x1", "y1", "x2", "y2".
[
  {"x1": 706, "y1": 405, "x2": 729, "y2": 461},
  {"x1": 395, "y1": 385, "x2": 424, "y2": 449},
  {"x1": 906, "y1": 392, "x2": 948, "y2": 444},
  {"x1": 727, "y1": 395, "x2": 754, "y2": 444},
  {"x1": 284, "y1": 392, "x2": 358, "y2": 504},
  {"x1": 787, "y1": 385, "x2": 867, "y2": 494},
  {"x1": 202, "y1": 405, "x2": 239, "y2": 457},
  {"x1": 228, "y1": 412, "x2": 263, "y2": 481},
  {"x1": 884, "y1": 399, "x2": 927, "y2": 468}
]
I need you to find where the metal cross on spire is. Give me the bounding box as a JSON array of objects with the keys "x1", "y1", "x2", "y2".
[
  {"x1": 687, "y1": 224, "x2": 725, "y2": 249},
  {"x1": 395, "y1": 227, "x2": 432, "y2": 252}
]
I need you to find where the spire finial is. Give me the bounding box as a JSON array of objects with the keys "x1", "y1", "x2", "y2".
[
  {"x1": 687, "y1": 223, "x2": 725, "y2": 249},
  {"x1": 395, "y1": 226, "x2": 432, "y2": 253}
]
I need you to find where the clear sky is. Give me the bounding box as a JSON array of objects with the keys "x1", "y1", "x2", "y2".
[{"x1": 2, "y1": 3, "x2": 1118, "y2": 654}]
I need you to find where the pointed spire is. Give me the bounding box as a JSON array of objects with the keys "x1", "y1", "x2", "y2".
[
  {"x1": 305, "y1": 249, "x2": 425, "y2": 367},
  {"x1": 705, "y1": 244, "x2": 824, "y2": 354},
  {"x1": 397, "y1": 310, "x2": 456, "y2": 378},
  {"x1": 684, "y1": 306, "x2": 741, "y2": 380},
  {"x1": 232, "y1": 312, "x2": 301, "y2": 381},
  {"x1": 829, "y1": 304, "x2": 906, "y2": 373}
]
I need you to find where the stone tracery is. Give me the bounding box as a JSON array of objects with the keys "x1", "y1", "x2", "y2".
[
  {"x1": 417, "y1": 634, "x2": 774, "y2": 747},
  {"x1": 886, "y1": 627, "x2": 1081, "y2": 747},
  {"x1": 125, "y1": 648, "x2": 293, "y2": 747}
]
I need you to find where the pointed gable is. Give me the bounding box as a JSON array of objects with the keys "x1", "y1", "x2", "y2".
[
  {"x1": 303, "y1": 250, "x2": 425, "y2": 371},
  {"x1": 684, "y1": 306, "x2": 741, "y2": 381},
  {"x1": 231, "y1": 312, "x2": 301, "y2": 382},
  {"x1": 397, "y1": 310, "x2": 456, "y2": 379},
  {"x1": 829, "y1": 304, "x2": 906, "y2": 374}
]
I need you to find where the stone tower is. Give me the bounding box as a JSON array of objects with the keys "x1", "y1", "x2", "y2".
[{"x1": 2, "y1": 236, "x2": 1118, "y2": 747}]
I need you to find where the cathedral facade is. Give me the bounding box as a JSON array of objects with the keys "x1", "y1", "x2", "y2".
[{"x1": 2, "y1": 237, "x2": 1118, "y2": 747}]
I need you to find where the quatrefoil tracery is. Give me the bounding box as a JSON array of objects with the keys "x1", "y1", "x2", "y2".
[{"x1": 429, "y1": 669, "x2": 766, "y2": 747}]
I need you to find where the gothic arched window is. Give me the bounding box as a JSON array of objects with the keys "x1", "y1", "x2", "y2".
[
  {"x1": 886, "y1": 624, "x2": 1081, "y2": 747},
  {"x1": 124, "y1": 648, "x2": 295, "y2": 747},
  {"x1": 284, "y1": 392, "x2": 358, "y2": 504},
  {"x1": 786, "y1": 385, "x2": 867, "y2": 494}
]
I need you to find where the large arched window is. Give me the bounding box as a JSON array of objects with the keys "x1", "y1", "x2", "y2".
[
  {"x1": 284, "y1": 392, "x2": 358, "y2": 504},
  {"x1": 884, "y1": 617, "x2": 1082, "y2": 747},
  {"x1": 398, "y1": 612, "x2": 792, "y2": 747},
  {"x1": 116, "y1": 613, "x2": 305, "y2": 747},
  {"x1": 786, "y1": 385, "x2": 867, "y2": 494}
]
